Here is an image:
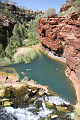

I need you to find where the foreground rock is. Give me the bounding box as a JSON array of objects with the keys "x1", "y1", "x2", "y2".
[
  {"x1": 0, "y1": 68, "x2": 19, "y2": 85},
  {"x1": 0, "y1": 78, "x2": 56, "y2": 107},
  {"x1": 0, "y1": 80, "x2": 74, "y2": 120},
  {"x1": 0, "y1": 67, "x2": 75, "y2": 119}
]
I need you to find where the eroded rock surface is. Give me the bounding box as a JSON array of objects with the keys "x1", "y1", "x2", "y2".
[{"x1": 38, "y1": 12, "x2": 80, "y2": 100}]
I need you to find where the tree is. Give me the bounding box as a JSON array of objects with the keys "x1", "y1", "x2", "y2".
[
  {"x1": 44, "y1": 8, "x2": 56, "y2": 17},
  {"x1": 5, "y1": 35, "x2": 19, "y2": 58},
  {"x1": 26, "y1": 18, "x2": 39, "y2": 45},
  {"x1": 12, "y1": 23, "x2": 27, "y2": 41},
  {"x1": 5, "y1": 23, "x2": 27, "y2": 58}
]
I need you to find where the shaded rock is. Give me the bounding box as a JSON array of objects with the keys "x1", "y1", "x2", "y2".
[
  {"x1": 3, "y1": 101, "x2": 12, "y2": 107},
  {"x1": 36, "y1": 88, "x2": 45, "y2": 96},
  {"x1": 28, "y1": 108, "x2": 39, "y2": 115},
  {"x1": 45, "y1": 101, "x2": 56, "y2": 110},
  {"x1": 34, "y1": 100, "x2": 43, "y2": 109},
  {"x1": 0, "y1": 82, "x2": 57, "y2": 107},
  {"x1": 0, "y1": 76, "x2": 8, "y2": 83},
  {"x1": 56, "y1": 106, "x2": 69, "y2": 113}
]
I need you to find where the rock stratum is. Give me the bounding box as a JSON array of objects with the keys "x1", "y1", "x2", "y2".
[{"x1": 38, "y1": 12, "x2": 80, "y2": 101}]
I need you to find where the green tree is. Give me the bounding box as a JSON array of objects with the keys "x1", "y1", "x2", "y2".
[
  {"x1": 44, "y1": 8, "x2": 56, "y2": 17},
  {"x1": 5, "y1": 36, "x2": 19, "y2": 58},
  {"x1": 5, "y1": 23, "x2": 27, "y2": 58},
  {"x1": 24, "y1": 17, "x2": 40, "y2": 46},
  {"x1": 13, "y1": 23, "x2": 27, "y2": 42}
]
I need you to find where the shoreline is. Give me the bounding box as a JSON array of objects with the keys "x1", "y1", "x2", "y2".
[
  {"x1": 37, "y1": 44, "x2": 79, "y2": 103},
  {"x1": 66, "y1": 71, "x2": 80, "y2": 102},
  {"x1": 0, "y1": 44, "x2": 79, "y2": 103},
  {"x1": 39, "y1": 44, "x2": 66, "y2": 63},
  {"x1": 47, "y1": 51, "x2": 66, "y2": 63}
]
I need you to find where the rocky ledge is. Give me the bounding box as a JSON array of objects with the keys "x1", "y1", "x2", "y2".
[
  {"x1": 0, "y1": 68, "x2": 75, "y2": 119},
  {"x1": 0, "y1": 77, "x2": 74, "y2": 120},
  {"x1": 38, "y1": 12, "x2": 80, "y2": 101},
  {"x1": 0, "y1": 79, "x2": 55, "y2": 107}
]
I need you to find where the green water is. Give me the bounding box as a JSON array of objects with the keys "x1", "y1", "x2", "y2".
[{"x1": 1, "y1": 53, "x2": 76, "y2": 103}]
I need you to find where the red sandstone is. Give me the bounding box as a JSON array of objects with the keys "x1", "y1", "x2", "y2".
[{"x1": 38, "y1": 12, "x2": 80, "y2": 101}]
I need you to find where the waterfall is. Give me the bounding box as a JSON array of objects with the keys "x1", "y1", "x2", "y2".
[{"x1": 0, "y1": 96, "x2": 74, "y2": 120}]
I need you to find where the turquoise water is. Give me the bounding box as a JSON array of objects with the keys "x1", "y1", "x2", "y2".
[{"x1": 1, "y1": 53, "x2": 76, "y2": 103}]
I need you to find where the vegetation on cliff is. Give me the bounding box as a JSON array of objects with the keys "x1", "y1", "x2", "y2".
[
  {"x1": 59, "y1": 0, "x2": 80, "y2": 17},
  {"x1": 0, "y1": 1, "x2": 44, "y2": 66},
  {"x1": 0, "y1": 1, "x2": 57, "y2": 66},
  {"x1": 22, "y1": 16, "x2": 40, "y2": 47}
]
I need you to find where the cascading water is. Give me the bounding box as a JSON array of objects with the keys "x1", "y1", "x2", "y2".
[
  {"x1": 0, "y1": 52, "x2": 76, "y2": 120},
  {"x1": 0, "y1": 96, "x2": 74, "y2": 120}
]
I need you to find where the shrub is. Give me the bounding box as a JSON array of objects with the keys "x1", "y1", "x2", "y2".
[
  {"x1": 5, "y1": 23, "x2": 27, "y2": 58},
  {"x1": 13, "y1": 47, "x2": 37, "y2": 63},
  {"x1": 1, "y1": 57, "x2": 13, "y2": 66},
  {"x1": 59, "y1": 0, "x2": 80, "y2": 17},
  {"x1": 12, "y1": 23, "x2": 27, "y2": 40},
  {"x1": 0, "y1": 56, "x2": 3, "y2": 63},
  {"x1": 73, "y1": 0, "x2": 80, "y2": 6},
  {"x1": 58, "y1": 12, "x2": 64, "y2": 17}
]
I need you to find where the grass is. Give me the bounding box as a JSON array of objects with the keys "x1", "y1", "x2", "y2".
[
  {"x1": 13, "y1": 47, "x2": 37, "y2": 64},
  {"x1": 0, "y1": 68, "x2": 19, "y2": 79}
]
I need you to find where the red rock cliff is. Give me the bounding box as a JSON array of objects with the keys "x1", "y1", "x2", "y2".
[{"x1": 38, "y1": 12, "x2": 80, "y2": 100}]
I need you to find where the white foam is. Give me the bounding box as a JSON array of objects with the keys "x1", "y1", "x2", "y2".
[
  {"x1": 44, "y1": 96, "x2": 70, "y2": 105},
  {"x1": 4, "y1": 96, "x2": 71, "y2": 120},
  {"x1": 5, "y1": 107, "x2": 39, "y2": 120}
]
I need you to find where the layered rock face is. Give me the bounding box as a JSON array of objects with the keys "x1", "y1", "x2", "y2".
[
  {"x1": 38, "y1": 13, "x2": 80, "y2": 91},
  {"x1": 60, "y1": 0, "x2": 76, "y2": 12},
  {"x1": 59, "y1": 0, "x2": 80, "y2": 17}
]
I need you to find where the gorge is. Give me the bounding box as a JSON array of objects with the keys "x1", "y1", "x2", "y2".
[
  {"x1": 0, "y1": 53, "x2": 76, "y2": 120},
  {"x1": 38, "y1": 12, "x2": 80, "y2": 101},
  {"x1": 0, "y1": 0, "x2": 80, "y2": 119}
]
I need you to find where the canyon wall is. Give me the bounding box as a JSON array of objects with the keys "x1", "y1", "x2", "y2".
[
  {"x1": 0, "y1": 2, "x2": 43, "y2": 48},
  {"x1": 38, "y1": 12, "x2": 80, "y2": 100}
]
